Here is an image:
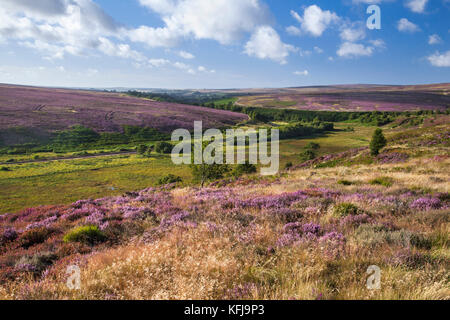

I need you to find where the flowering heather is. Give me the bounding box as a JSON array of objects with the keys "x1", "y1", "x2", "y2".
[
  {"x1": 226, "y1": 283, "x2": 257, "y2": 300},
  {"x1": 0, "y1": 84, "x2": 247, "y2": 135},
  {"x1": 377, "y1": 152, "x2": 410, "y2": 164},
  {"x1": 1, "y1": 227, "x2": 18, "y2": 242},
  {"x1": 0, "y1": 137, "x2": 448, "y2": 300},
  {"x1": 410, "y1": 197, "x2": 443, "y2": 211}
]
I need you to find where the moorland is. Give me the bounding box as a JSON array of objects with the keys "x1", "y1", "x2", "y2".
[{"x1": 0, "y1": 83, "x2": 448, "y2": 300}]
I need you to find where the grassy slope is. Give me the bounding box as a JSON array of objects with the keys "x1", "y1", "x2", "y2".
[
  {"x1": 0, "y1": 123, "x2": 373, "y2": 213},
  {"x1": 0, "y1": 123, "x2": 448, "y2": 299}
]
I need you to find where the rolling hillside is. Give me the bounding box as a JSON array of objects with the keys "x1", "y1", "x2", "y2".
[{"x1": 0, "y1": 84, "x2": 248, "y2": 146}]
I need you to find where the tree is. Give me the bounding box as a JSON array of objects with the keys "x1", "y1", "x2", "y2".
[
  {"x1": 155, "y1": 141, "x2": 173, "y2": 154},
  {"x1": 300, "y1": 149, "x2": 316, "y2": 161},
  {"x1": 137, "y1": 144, "x2": 148, "y2": 155},
  {"x1": 306, "y1": 142, "x2": 320, "y2": 150},
  {"x1": 190, "y1": 141, "x2": 230, "y2": 187},
  {"x1": 370, "y1": 128, "x2": 387, "y2": 156},
  {"x1": 233, "y1": 162, "x2": 257, "y2": 177}
]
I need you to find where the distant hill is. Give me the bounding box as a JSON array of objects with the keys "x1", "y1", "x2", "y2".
[
  {"x1": 0, "y1": 84, "x2": 248, "y2": 146},
  {"x1": 234, "y1": 83, "x2": 450, "y2": 112}
]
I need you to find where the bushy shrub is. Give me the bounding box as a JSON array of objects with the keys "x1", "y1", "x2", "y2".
[
  {"x1": 337, "y1": 179, "x2": 353, "y2": 186},
  {"x1": 155, "y1": 142, "x2": 173, "y2": 154},
  {"x1": 300, "y1": 149, "x2": 316, "y2": 161},
  {"x1": 233, "y1": 162, "x2": 257, "y2": 177},
  {"x1": 63, "y1": 225, "x2": 106, "y2": 245},
  {"x1": 0, "y1": 166, "x2": 11, "y2": 171},
  {"x1": 306, "y1": 142, "x2": 320, "y2": 150},
  {"x1": 158, "y1": 174, "x2": 183, "y2": 186},
  {"x1": 355, "y1": 224, "x2": 432, "y2": 249},
  {"x1": 333, "y1": 203, "x2": 359, "y2": 217},
  {"x1": 284, "y1": 162, "x2": 293, "y2": 170},
  {"x1": 19, "y1": 227, "x2": 54, "y2": 248},
  {"x1": 370, "y1": 176, "x2": 394, "y2": 187},
  {"x1": 15, "y1": 252, "x2": 57, "y2": 274}
]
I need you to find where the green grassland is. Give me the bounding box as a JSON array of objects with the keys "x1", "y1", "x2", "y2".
[
  {"x1": 0, "y1": 154, "x2": 192, "y2": 213},
  {"x1": 0, "y1": 122, "x2": 376, "y2": 213}
]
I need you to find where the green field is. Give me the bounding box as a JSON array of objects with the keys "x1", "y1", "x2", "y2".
[{"x1": 0, "y1": 123, "x2": 376, "y2": 213}]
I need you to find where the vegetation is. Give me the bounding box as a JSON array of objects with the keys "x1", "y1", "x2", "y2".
[
  {"x1": 157, "y1": 174, "x2": 183, "y2": 186},
  {"x1": 63, "y1": 226, "x2": 106, "y2": 245},
  {"x1": 370, "y1": 176, "x2": 394, "y2": 187},
  {"x1": 155, "y1": 141, "x2": 173, "y2": 154},
  {"x1": 333, "y1": 203, "x2": 360, "y2": 217},
  {"x1": 233, "y1": 162, "x2": 257, "y2": 177},
  {"x1": 370, "y1": 129, "x2": 387, "y2": 156}
]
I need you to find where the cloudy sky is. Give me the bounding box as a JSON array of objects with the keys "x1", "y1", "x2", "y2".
[{"x1": 0, "y1": 0, "x2": 449, "y2": 88}]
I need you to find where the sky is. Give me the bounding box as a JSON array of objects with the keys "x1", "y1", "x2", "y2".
[{"x1": 0, "y1": 0, "x2": 449, "y2": 89}]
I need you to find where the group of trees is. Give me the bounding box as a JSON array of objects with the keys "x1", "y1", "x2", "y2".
[
  {"x1": 300, "y1": 142, "x2": 321, "y2": 162},
  {"x1": 137, "y1": 141, "x2": 173, "y2": 156},
  {"x1": 50, "y1": 125, "x2": 169, "y2": 152}
]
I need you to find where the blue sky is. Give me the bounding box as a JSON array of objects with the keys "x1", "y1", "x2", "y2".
[{"x1": 0, "y1": 0, "x2": 448, "y2": 89}]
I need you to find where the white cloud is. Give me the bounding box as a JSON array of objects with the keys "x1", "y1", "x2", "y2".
[
  {"x1": 427, "y1": 51, "x2": 450, "y2": 67},
  {"x1": 198, "y1": 66, "x2": 215, "y2": 73},
  {"x1": 173, "y1": 61, "x2": 196, "y2": 74},
  {"x1": 369, "y1": 39, "x2": 386, "y2": 48},
  {"x1": 290, "y1": 5, "x2": 340, "y2": 37},
  {"x1": 286, "y1": 26, "x2": 301, "y2": 36},
  {"x1": 397, "y1": 18, "x2": 420, "y2": 33},
  {"x1": 405, "y1": 0, "x2": 428, "y2": 13},
  {"x1": 98, "y1": 37, "x2": 146, "y2": 61},
  {"x1": 351, "y1": 0, "x2": 385, "y2": 3},
  {"x1": 148, "y1": 59, "x2": 170, "y2": 67},
  {"x1": 340, "y1": 24, "x2": 366, "y2": 42},
  {"x1": 136, "y1": 0, "x2": 270, "y2": 45},
  {"x1": 428, "y1": 34, "x2": 442, "y2": 45},
  {"x1": 293, "y1": 70, "x2": 309, "y2": 76},
  {"x1": 314, "y1": 46, "x2": 323, "y2": 54},
  {"x1": 337, "y1": 42, "x2": 373, "y2": 58},
  {"x1": 178, "y1": 50, "x2": 195, "y2": 59},
  {"x1": 244, "y1": 26, "x2": 296, "y2": 64}
]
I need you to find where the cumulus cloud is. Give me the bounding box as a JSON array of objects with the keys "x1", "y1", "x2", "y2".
[
  {"x1": 244, "y1": 26, "x2": 296, "y2": 64},
  {"x1": 289, "y1": 5, "x2": 340, "y2": 37},
  {"x1": 178, "y1": 51, "x2": 195, "y2": 59},
  {"x1": 337, "y1": 42, "x2": 373, "y2": 58},
  {"x1": 0, "y1": 0, "x2": 292, "y2": 73},
  {"x1": 428, "y1": 34, "x2": 442, "y2": 45},
  {"x1": 0, "y1": 0, "x2": 132, "y2": 62},
  {"x1": 293, "y1": 70, "x2": 309, "y2": 76},
  {"x1": 405, "y1": 0, "x2": 428, "y2": 13},
  {"x1": 340, "y1": 24, "x2": 366, "y2": 42},
  {"x1": 427, "y1": 51, "x2": 450, "y2": 67},
  {"x1": 397, "y1": 18, "x2": 420, "y2": 33},
  {"x1": 136, "y1": 0, "x2": 270, "y2": 45}
]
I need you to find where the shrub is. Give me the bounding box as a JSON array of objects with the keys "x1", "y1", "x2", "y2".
[
  {"x1": 158, "y1": 174, "x2": 183, "y2": 185},
  {"x1": 333, "y1": 203, "x2": 359, "y2": 217},
  {"x1": 284, "y1": 162, "x2": 293, "y2": 170},
  {"x1": 233, "y1": 162, "x2": 257, "y2": 177},
  {"x1": 370, "y1": 128, "x2": 387, "y2": 156},
  {"x1": 300, "y1": 149, "x2": 316, "y2": 161},
  {"x1": 63, "y1": 225, "x2": 106, "y2": 245},
  {"x1": 0, "y1": 166, "x2": 11, "y2": 171},
  {"x1": 337, "y1": 179, "x2": 353, "y2": 186},
  {"x1": 155, "y1": 142, "x2": 173, "y2": 154},
  {"x1": 370, "y1": 176, "x2": 394, "y2": 187},
  {"x1": 15, "y1": 252, "x2": 57, "y2": 274},
  {"x1": 306, "y1": 142, "x2": 320, "y2": 150},
  {"x1": 1, "y1": 228, "x2": 18, "y2": 242},
  {"x1": 19, "y1": 227, "x2": 54, "y2": 248}
]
